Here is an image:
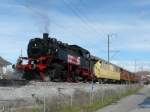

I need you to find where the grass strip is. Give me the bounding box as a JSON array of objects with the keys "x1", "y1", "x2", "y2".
[{"x1": 59, "y1": 87, "x2": 142, "y2": 112}]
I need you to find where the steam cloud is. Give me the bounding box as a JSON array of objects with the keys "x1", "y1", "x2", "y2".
[
  {"x1": 30, "y1": 9, "x2": 51, "y2": 33},
  {"x1": 17, "y1": 1, "x2": 50, "y2": 33}
]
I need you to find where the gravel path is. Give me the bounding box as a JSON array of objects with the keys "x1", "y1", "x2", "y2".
[{"x1": 96, "y1": 85, "x2": 150, "y2": 112}]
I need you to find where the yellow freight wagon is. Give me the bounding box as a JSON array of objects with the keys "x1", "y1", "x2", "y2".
[{"x1": 93, "y1": 61, "x2": 120, "y2": 80}]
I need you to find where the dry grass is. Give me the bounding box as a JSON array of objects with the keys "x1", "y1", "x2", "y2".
[{"x1": 13, "y1": 84, "x2": 143, "y2": 112}]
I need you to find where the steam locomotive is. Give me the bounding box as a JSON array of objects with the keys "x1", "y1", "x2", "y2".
[{"x1": 14, "y1": 33, "x2": 139, "y2": 83}]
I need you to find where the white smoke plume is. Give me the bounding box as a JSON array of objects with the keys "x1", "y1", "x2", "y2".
[
  {"x1": 29, "y1": 8, "x2": 51, "y2": 33},
  {"x1": 17, "y1": 0, "x2": 51, "y2": 33}
]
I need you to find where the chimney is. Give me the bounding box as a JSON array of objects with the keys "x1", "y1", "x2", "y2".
[{"x1": 43, "y1": 33, "x2": 49, "y2": 39}]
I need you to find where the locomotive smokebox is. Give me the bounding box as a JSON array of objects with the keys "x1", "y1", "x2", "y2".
[{"x1": 43, "y1": 33, "x2": 49, "y2": 39}]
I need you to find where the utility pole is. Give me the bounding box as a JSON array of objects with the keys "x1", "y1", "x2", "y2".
[
  {"x1": 43, "y1": 96, "x2": 46, "y2": 112},
  {"x1": 20, "y1": 48, "x2": 22, "y2": 57},
  {"x1": 108, "y1": 35, "x2": 110, "y2": 64},
  {"x1": 134, "y1": 60, "x2": 137, "y2": 73},
  {"x1": 107, "y1": 33, "x2": 118, "y2": 64}
]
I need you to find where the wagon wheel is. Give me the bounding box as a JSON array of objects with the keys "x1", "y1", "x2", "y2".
[
  {"x1": 98, "y1": 79, "x2": 103, "y2": 84},
  {"x1": 71, "y1": 72, "x2": 78, "y2": 82},
  {"x1": 48, "y1": 63, "x2": 64, "y2": 82},
  {"x1": 22, "y1": 70, "x2": 41, "y2": 81},
  {"x1": 47, "y1": 69, "x2": 60, "y2": 81},
  {"x1": 22, "y1": 71, "x2": 33, "y2": 80}
]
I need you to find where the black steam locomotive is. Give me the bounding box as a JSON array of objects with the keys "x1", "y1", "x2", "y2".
[{"x1": 16, "y1": 33, "x2": 92, "y2": 81}]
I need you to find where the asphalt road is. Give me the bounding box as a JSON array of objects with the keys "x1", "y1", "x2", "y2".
[{"x1": 96, "y1": 85, "x2": 150, "y2": 112}]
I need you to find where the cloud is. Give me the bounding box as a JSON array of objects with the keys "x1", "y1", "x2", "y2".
[
  {"x1": 0, "y1": 0, "x2": 150, "y2": 72},
  {"x1": 112, "y1": 60, "x2": 150, "y2": 72},
  {"x1": 133, "y1": 0, "x2": 150, "y2": 6}
]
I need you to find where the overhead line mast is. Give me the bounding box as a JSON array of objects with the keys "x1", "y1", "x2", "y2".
[{"x1": 108, "y1": 35, "x2": 110, "y2": 64}]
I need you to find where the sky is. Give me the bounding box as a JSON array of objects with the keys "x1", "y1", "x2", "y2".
[{"x1": 0, "y1": 0, "x2": 150, "y2": 71}]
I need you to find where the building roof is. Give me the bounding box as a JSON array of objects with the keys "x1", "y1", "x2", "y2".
[{"x1": 0, "y1": 56, "x2": 11, "y2": 67}]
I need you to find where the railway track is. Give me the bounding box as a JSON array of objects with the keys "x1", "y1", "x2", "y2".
[
  {"x1": 0, "y1": 79, "x2": 29, "y2": 87},
  {"x1": 0, "y1": 79, "x2": 141, "y2": 87}
]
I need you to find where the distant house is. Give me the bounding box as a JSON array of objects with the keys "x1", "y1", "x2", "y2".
[{"x1": 0, "y1": 56, "x2": 11, "y2": 75}]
